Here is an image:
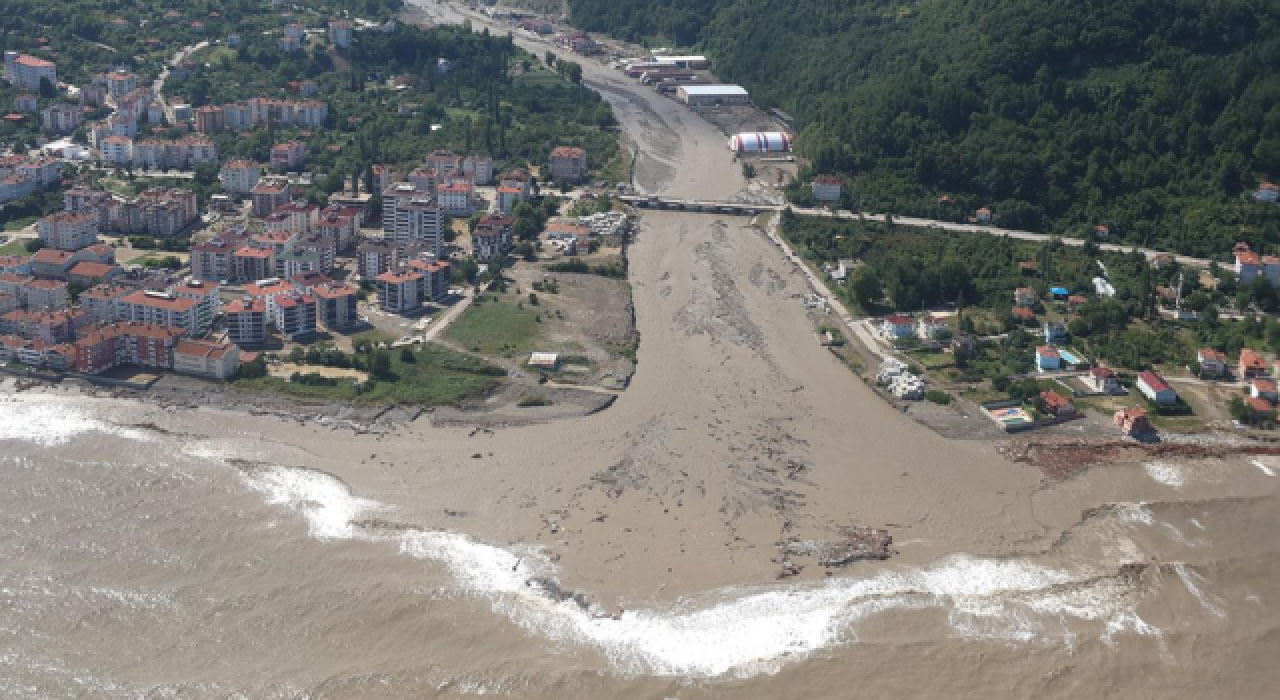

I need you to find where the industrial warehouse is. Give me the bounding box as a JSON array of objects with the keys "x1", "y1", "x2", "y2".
[{"x1": 677, "y1": 84, "x2": 752, "y2": 107}]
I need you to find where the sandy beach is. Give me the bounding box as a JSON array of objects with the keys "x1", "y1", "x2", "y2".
[{"x1": 3, "y1": 1, "x2": 1280, "y2": 696}]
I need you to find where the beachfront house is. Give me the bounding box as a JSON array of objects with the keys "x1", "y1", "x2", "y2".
[
  {"x1": 1035, "y1": 346, "x2": 1061, "y2": 371},
  {"x1": 1040, "y1": 390, "x2": 1077, "y2": 418},
  {"x1": 880, "y1": 315, "x2": 915, "y2": 342},
  {"x1": 1114, "y1": 406, "x2": 1152, "y2": 437},
  {"x1": 1136, "y1": 371, "x2": 1177, "y2": 405},
  {"x1": 1197, "y1": 348, "x2": 1227, "y2": 378}
]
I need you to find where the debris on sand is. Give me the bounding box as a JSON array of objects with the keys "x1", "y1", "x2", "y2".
[
  {"x1": 781, "y1": 526, "x2": 893, "y2": 568},
  {"x1": 1000, "y1": 437, "x2": 1280, "y2": 480}
]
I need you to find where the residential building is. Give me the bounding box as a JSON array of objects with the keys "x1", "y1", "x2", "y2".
[
  {"x1": 0, "y1": 174, "x2": 38, "y2": 203},
  {"x1": 270, "y1": 140, "x2": 306, "y2": 171},
  {"x1": 1239, "y1": 348, "x2": 1268, "y2": 379},
  {"x1": 63, "y1": 186, "x2": 114, "y2": 230},
  {"x1": 37, "y1": 209, "x2": 99, "y2": 250},
  {"x1": 219, "y1": 159, "x2": 261, "y2": 194},
  {"x1": 1136, "y1": 371, "x2": 1177, "y2": 405},
  {"x1": 1197, "y1": 348, "x2": 1227, "y2": 378},
  {"x1": 1036, "y1": 346, "x2": 1061, "y2": 371},
  {"x1": 1040, "y1": 390, "x2": 1076, "y2": 417},
  {"x1": 272, "y1": 292, "x2": 318, "y2": 339},
  {"x1": 472, "y1": 214, "x2": 514, "y2": 262},
  {"x1": 406, "y1": 259, "x2": 451, "y2": 301},
  {"x1": 112, "y1": 188, "x2": 199, "y2": 237},
  {"x1": 0, "y1": 308, "x2": 86, "y2": 344},
  {"x1": 67, "y1": 262, "x2": 119, "y2": 287},
  {"x1": 194, "y1": 105, "x2": 224, "y2": 133},
  {"x1": 171, "y1": 278, "x2": 220, "y2": 332},
  {"x1": 1114, "y1": 406, "x2": 1152, "y2": 436},
  {"x1": 1012, "y1": 307, "x2": 1037, "y2": 325},
  {"x1": 975, "y1": 207, "x2": 992, "y2": 223},
  {"x1": 1256, "y1": 183, "x2": 1279, "y2": 203},
  {"x1": 0, "y1": 256, "x2": 32, "y2": 276},
  {"x1": 29, "y1": 249, "x2": 77, "y2": 279},
  {"x1": 172, "y1": 339, "x2": 240, "y2": 379},
  {"x1": 879, "y1": 315, "x2": 915, "y2": 341},
  {"x1": 1043, "y1": 320, "x2": 1068, "y2": 345},
  {"x1": 357, "y1": 241, "x2": 396, "y2": 278},
  {"x1": 1252, "y1": 378, "x2": 1279, "y2": 403},
  {"x1": 312, "y1": 283, "x2": 358, "y2": 329},
  {"x1": 80, "y1": 283, "x2": 131, "y2": 322},
  {"x1": 251, "y1": 175, "x2": 292, "y2": 217},
  {"x1": 915, "y1": 315, "x2": 950, "y2": 342},
  {"x1": 225, "y1": 298, "x2": 268, "y2": 345},
  {"x1": 232, "y1": 246, "x2": 274, "y2": 283},
  {"x1": 1087, "y1": 367, "x2": 1121, "y2": 394},
  {"x1": 382, "y1": 184, "x2": 443, "y2": 255},
  {"x1": 376, "y1": 269, "x2": 425, "y2": 313},
  {"x1": 13, "y1": 93, "x2": 38, "y2": 113},
  {"x1": 1014, "y1": 286, "x2": 1037, "y2": 307},
  {"x1": 549, "y1": 146, "x2": 588, "y2": 183},
  {"x1": 313, "y1": 206, "x2": 359, "y2": 250},
  {"x1": 245, "y1": 277, "x2": 296, "y2": 317},
  {"x1": 41, "y1": 103, "x2": 81, "y2": 133},
  {"x1": 264, "y1": 201, "x2": 320, "y2": 235},
  {"x1": 495, "y1": 186, "x2": 525, "y2": 214},
  {"x1": 499, "y1": 169, "x2": 532, "y2": 197},
  {"x1": 463, "y1": 154, "x2": 494, "y2": 185},
  {"x1": 115, "y1": 289, "x2": 202, "y2": 336},
  {"x1": 4, "y1": 52, "x2": 57, "y2": 91},
  {"x1": 329, "y1": 19, "x2": 354, "y2": 48},
  {"x1": 190, "y1": 232, "x2": 249, "y2": 282},
  {"x1": 100, "y1": 135, "x2": 132, "y2": 165},
  {"x1": 104, "y1": 69, "x2": 136, "y2": 98},
  {"x1": 437, "y1": 182, "x2": 474, "y2": 216},
  {"x1": 22, "y1": 279, "x2": 69, "y2": 310},
  {"x1": 810, "y1": 175, "x2": 842, "y2": 202}
]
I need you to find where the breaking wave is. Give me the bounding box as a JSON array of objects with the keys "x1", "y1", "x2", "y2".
[
  {"x1": 238, "y1": 463, "x2": 1173, "y2": 678},
  {"x1": 0, "y1": 394, "x2": 157, "y2": 446}
]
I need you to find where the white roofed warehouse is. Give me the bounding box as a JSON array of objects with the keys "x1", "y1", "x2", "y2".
[
  {"x1": 727, "y1": 132, "x2": 792, "y2": 154},
  {"x1": 677, "y1": 84, "x2": 750, "y2": 107}
]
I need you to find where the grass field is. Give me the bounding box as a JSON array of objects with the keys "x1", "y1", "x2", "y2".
[
  {"x1": 3, "y1": 217, "x2": 37, "y2": 232},
  {"x1": 444, "y1": 294, "x2": 546, "y2": 359},
  {"x1": 234, "y1": 342, "x2": 502, "y2": 406},
  {"x1": 0, "y1": 238, "x2": 33, "y2": 254}
]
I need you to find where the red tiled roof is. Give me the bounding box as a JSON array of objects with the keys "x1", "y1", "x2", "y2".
[
  {"x1": 1138, "y1": 371, "x2": 1171, "y2": 393},
  {"x1": 68, "y1": 261, "x2": 115, "y2": 278},
  {"x1": 119, "y1": 289, "x2": 197, "y2": 312}
]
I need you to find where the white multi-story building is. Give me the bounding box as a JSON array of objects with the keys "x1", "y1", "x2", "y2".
[
  {"x1": 105, "y1": 69, "x2": 136, "y2": 98},
  {"x1": 219, "y1": 160, "x2": 261, "y2": 194},
  {"x1": 382, "y1": 183, "x2": 443, "y2": 255},
  {"x1": 549, "y1": 146, "x2": 588, "y2": 183},
  {"x1": 4, "y1": 52, "x2": 57, "y2": 91},
  {"x1": 37, "y1": 210, "x2": 99, "y2": 251},
  {"x1": 41, "y1": 103, "x2": 82, "y2": 133},
  {"x1": 376, "y1": 269, "x2": 425, "y2": 313},
  {"x1": 436, "y1": 182, "x2": 473, "y2": 216},
  {"x1": 170, "y1": 278, "x2": 220, "y2": 333},
  {"x1": 115, "y1": 289, "x2": 202, "y2": 336}
]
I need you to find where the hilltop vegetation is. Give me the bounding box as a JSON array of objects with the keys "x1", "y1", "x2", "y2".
[{"x1": 569, "y1": 0, "x2": 1280, "y2": 255}]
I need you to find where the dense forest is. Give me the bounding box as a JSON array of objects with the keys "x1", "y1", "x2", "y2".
[{"x1": 569, "y1": 0, "x2": 1280, "y2": 256}]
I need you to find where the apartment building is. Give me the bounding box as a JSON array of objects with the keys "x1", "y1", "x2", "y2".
[
  {"x1": 273, "y1": 291, "x2": 318, "y2": 340},
  {"x1": 376, "y1": 269, "x2": 425, "y2": 313},
  {"x1": 251, "y1": 175, "x2": 292, "y2": 217},
  {"x1": 37, "y1": 209, "x2": 99, "y2": 250},
  {"x1": 225, "y1": 298, "x2": 268, "y2": 345},
  {"x1": 471, "y1": 214, "x2": 513, "y2": 262},
  {"x1": 172, "y1": 339, "x2": 241, "y2": 379},
  {"x1": 312, "y1": 282, "x2": 359, "y2": 329},
  {"x1": 4, "y1": 52, "x2": 57, "y2": 91},
  {"x1": 115, "y1": 289, "x2": 203, "y2": 336},
  {"x1": 218, "y1": 160, "x2": 261, "y2": 194},
  {"x1": 549, "y1": 146, "x2": 588, "y2": 183}
]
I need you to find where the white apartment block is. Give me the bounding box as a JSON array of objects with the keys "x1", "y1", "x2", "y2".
[
  {"x1": 37, "y1": 210, "x2": 99, "y2": 250},
  {"x1": 4, "y1": 52, "x2": 57, "y2": 91},
  {"x1": 219, "y1": 160, "x2": 262, "y2": 194}
]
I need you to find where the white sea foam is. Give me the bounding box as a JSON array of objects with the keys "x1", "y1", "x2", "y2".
[
  {"x1": 0, "y1": 395, "x2": 155, "y2": 446},
  {"x1": 240, "y1": 467, "x2": 382, "y2": 540},
  {"x1": 237, "y1": 464, "x2": 1174, "y2": 678},
  {"x1": 1173, "y1": 563, "x2": 1225, "y2": 618},
  {"x1": 1144, "y1": 461, "x2": 1186, "y2": 489}
]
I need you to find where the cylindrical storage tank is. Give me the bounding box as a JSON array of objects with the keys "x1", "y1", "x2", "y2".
[{"x1": 727, "y1": 132, "x2": 792, "y2": 154}]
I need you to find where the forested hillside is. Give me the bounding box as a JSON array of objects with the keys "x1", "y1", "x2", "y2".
[{"x1": 569, "y1": 0, "x2": 1280, "y2": 256}]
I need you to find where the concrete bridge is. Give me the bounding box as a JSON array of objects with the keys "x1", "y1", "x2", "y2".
[{"x1": 617, "y1": 194, "x2": 780, "y2": 217}]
